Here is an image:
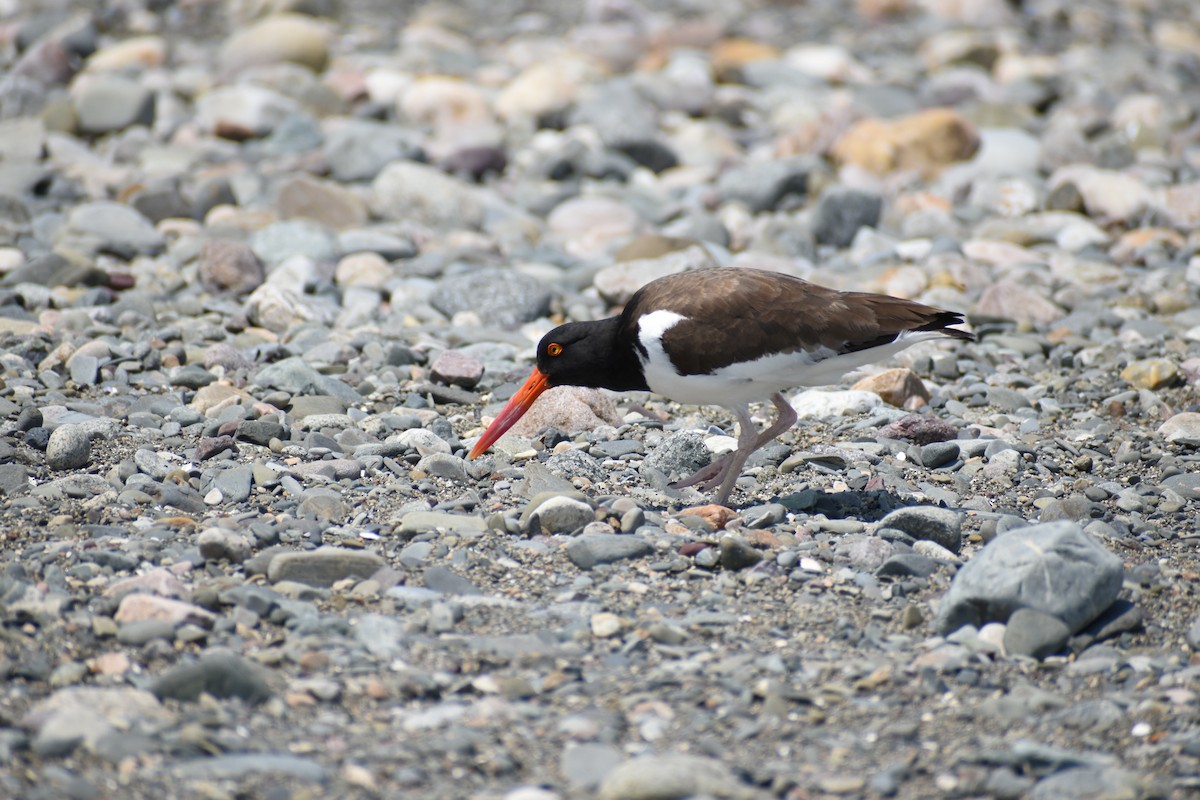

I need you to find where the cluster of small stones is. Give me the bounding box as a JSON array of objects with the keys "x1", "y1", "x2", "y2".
[{"x1": 1, "y1": 0, "x2": 1199, "y2": 798}]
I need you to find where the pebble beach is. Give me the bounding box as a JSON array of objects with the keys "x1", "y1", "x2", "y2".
[{"x1": 1, "y1": 0, "x2": 1200, "y2": 798}]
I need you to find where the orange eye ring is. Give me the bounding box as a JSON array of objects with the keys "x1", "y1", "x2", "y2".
[{"x1": 547, "y1": 343, "x2": 563, "y2": 357}]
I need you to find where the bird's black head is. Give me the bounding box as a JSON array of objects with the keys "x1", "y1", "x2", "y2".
[{"x1": 536, "y1": 317, "x2": 648, "y2": 392}]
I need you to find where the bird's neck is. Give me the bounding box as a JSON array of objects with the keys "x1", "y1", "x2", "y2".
[{"x1": 576, "y1": 316, "x2": 651, "y2": 392}]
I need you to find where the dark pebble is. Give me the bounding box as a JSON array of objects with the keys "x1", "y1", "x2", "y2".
[
  {"x1": 876, "y1": 553, "x2": 941, "y2": 578},
  {"x1": 149, "y1": 652, "x2": 273, "y2": 704}
]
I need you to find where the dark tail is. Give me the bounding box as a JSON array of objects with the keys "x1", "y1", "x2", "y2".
[{"x1": 917, "y1": 310, "x2": 975, "y2": 341}]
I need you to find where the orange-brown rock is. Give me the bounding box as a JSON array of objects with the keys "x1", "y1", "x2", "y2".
[
  {"x1": 711, "y1": 38, "x2": 781, "y2": 83},
  {"x1": 852, "y1": 368, "x2": 931, "y2": 409},
  {"x1": 678, "y1": 504, "x2": 737, "y2": 530},
  {"x1": 1110, "y1": 228, "x2": 1185, "y2": 264},
  {"x1": 831, "y1": 109, "x2": 980, "y2": 176}
]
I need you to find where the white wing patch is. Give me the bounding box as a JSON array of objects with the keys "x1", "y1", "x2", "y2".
[
  {"x1": 636, "y1": 309, "x2": 687, "y2": 342},
  {"x1": 636, "y1": 312, "x2": 947, "y2": 407}
]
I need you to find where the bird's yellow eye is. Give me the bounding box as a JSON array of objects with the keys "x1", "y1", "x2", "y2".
[{"x1": 547, "y1": 343, "x2": 563, "y2": 356}]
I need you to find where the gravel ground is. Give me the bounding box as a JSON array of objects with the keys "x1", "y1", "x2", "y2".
[{"x1": 2, "y1": 0, "x2": 1200, "y2": 798}]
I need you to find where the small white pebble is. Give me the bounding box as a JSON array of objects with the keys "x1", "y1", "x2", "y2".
[{"x1": 590, "y1": 612, "x2": 623, "y2": 638}]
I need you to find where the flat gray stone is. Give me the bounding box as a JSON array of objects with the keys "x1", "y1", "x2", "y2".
[
  {"x1": 919, "y1": 441, "x2": 960, "y2": 468},
  {"x1": 23, "y1": 687, "x2": 171, "y2": 758},
  {"x1": 249, "y1": 219, "x2": 339, "y2": 266},
  {"x1": 1038, "y1": 494, "x2": 1099, "y2": 523},
  {"x1": 372, "y1": 161, "x2": 485, "y2": 229},
  {"x1": 67, "y1": 353, "x2": 99, "y2": 385},
  {"x1": 715, "y1": 158, "x2": 813, "y2": 213},
  {"x1": 267, "y1": 547, "x2": 384, "y2": 587},
  {"x1": 395, "y1": 511, "x2": 487, "y2": 537},
  {"x1": 877, "y1": 552, "x2": 941, "y2": 578},
  {"x1": 173, "y1": 753, "x2": 327, "y2": 783},
  {"x1": 526, "y1": 495, "x2": 596, "y2": 534},
  {"x1": 196, "y1": 527, "x2": 252, "y2": 563},
  {"x1": 1004, "y1": 608, "x2": 1072, "y2": 659},
  {"x1": 598, "y1": 753, "x2": 768, "y2": 800},
  {"x1": 417, "y1": 453, "x2": 468, "y2": 482},
  {"x1": 210, "y1": 464, "x2": 253, "y2": 504},
  {"x1": 255, "y1": 357, "x2": 362, "y2": 403},
  {"x1": 355, "y1": 613, "x2": 407, "y2": 659},
  {"x1": 429, "y1": 267, "x2": 553, "y2": 328},
  {"x1": 0, "y1": 463, "x2": 29, "y2": 495},
  {"x1": 563, "y1": 742, "x2": 623, "y2": 792},
  {"x1": 875, "y1": 506, "x2": 964, "y2": 553},
  {"x1": 718, "y1": 534, "x2": 763, "y2": 570},
  {"x1": 150, "y1": 652, "x2": 272, "y2": 704},
  {"x1": 1162, "y1": 472, "x2": 1200, "y2": 500},
  {"x1": 813, "y1": 185, "x2": 883, "y2": 247},
  {"x1": 1029, "y1": 766, "x2": 1146, "y2": 800},
  {"x1": 58, "y1": 201, "x2": 164, "y2": 258},
  {"x1": 422, "y1": 565, "x2": 481, "y2": 596},
  {"x1": 1187, "y1": 614, "x2": 1200, "y2": 651},
  {"x1": 566, "y1": 533, "x2": 652, "y2": 570}
]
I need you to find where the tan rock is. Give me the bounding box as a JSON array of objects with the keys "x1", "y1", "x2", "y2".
[
  {"x1": 962, "y1": 239, "x2": 1046, "y2": 269},
  {"x1": 711, "y1": 38, "x2": 781, "y2": 83},
  {"x1": 199, "y1": 239, "x2": 264, "y2": 295},
  {"x1": 85, "y1": 36, "x2": 168, "y2": 72},
  {"x1": 852, "y1": 368, "x2": 931, "y2": 409},
  {"x1": 495, "y1": 55, "x2": 600, "y2": 120},
  {"x1": 277, "y1": 175, "x2": 368, "y2": 231},
  {"x1": 1121, "y1": 358, "x2": 1180, "y2": 391},
  {"x1": 1159, "y1": 412, "x2": 1200, "y2": 445},
  {"x1": 832, "y1": 109, "x2": 980, "y2": 177},
  {"x1": 21, "y1": 687, "x2": 171, "y2": 754},
  {"x1": 547, "y1": 196, "x2": 643, "y2": 259},
  {"x1": 1154, "y1": 182, "x2": 1200, "y2": 230},
  {"x1": 335, "y1": 252, "x2": 391, "y2": 289},
  {"x1": 919, "y1": 30, "x2": 999, "y2": 71},
  {"x1": 856, "y1": 0, "x2": 913, "y2": 21},
  {"x1": 976, "y1": 280, "x2": 1064, "y2": 327},
  {"x1": 916, "y1": 0, "x2": 1015, "y2": 25},
  {"x1": 678, "y1": 504, "x2": 737, "y2": 530},
  {"x1": 1048, "y1": 166, "x2": 1154, "y2": 224},
  {"x1": 1110, "y1": 228, "x2": 1185, "y2": 264},
  {"x1": 191, "y1": 382, "x2": 253, "y2": 414},
  {"x1": 742, "y1": 529, "x2": 784, "y2": 549},
  {"x1": 1154, "y1": 20, "x2": 1200, "y2": 54},
  {"x1": 90, "y1": 652, "x2": 132, "y2": 675},
  {"x1": 218, "y1": 14, "x2": 330, "y2": 75},
  {"x1": 104, "y1": 568, "x2": 191, "y2": 600},
  {"x1": 508, "y1": 387, "x2": 622, "y2": 438},
  {"x1": 114, "y1": 594, "x2": 216, "y2": 627},
  {"x1": 614, "y1": 234, "x2": 701, "y2": 263}
]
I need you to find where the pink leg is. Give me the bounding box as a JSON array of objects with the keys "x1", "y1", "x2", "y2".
[
  {"x1": 671, "y1": 453, "x2": 730, "y2": 490},
  {"x1": 671, "y1": 393, "x2": 799, "y2": 506}
]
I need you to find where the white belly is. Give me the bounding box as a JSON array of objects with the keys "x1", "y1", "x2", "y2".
[{"x1": 636, "y1": 309, "x2": 939, "y2": 407}]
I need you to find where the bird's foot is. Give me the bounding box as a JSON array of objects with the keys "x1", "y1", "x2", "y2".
[{"x1": 670, "y1": 456, "x2": 730, "y2": 492}]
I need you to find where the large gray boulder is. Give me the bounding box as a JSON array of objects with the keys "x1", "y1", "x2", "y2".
[{"x1": 935, "y1": 521, "x2": 1124, "y2": 635}]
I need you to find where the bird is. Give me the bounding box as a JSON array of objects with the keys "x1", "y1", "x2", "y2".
[{"x1": 469, "y1": 267, "x2": 973, "y2": 507}]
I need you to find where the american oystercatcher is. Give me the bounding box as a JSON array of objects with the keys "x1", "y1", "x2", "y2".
[{"x1": 469, "y1": 267, "x2": 973, "y2": 506}]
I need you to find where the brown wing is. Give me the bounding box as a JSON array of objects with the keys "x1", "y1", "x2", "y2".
[{"x1": 621, "y1": 267, "x2": 971, "y2": 376}]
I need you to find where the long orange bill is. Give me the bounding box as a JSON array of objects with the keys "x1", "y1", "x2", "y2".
[{"x1": 468, "y1": 367, "x2": 550, "y2": 459}]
